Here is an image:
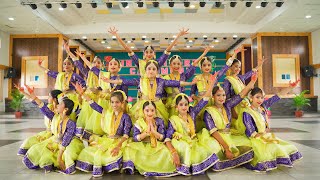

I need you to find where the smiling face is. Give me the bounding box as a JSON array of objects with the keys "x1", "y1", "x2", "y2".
[
  {"x1": 57, "y1": 100, "x2": 66, "y2": 114},
  {"x1": 213, "y1": 88, "x2": 226, "y2": 106},
  {"x1": 201, "y1": 59, "x2": 212, "y2": 73},
  {"x1": 170, "y1": 56, "x2": 182, "y2": 73},
  {"x1": 144, "y1": 48, "x2": 155, "y2": 60},
  {"x1": 176, "y1": 96, "x2": 189, "y2": 115},
  {"x1": 230, "y1": 61, "x2": 241, "y2": 75},
  {"x1": 110, "y1": 96, "x2": 123, "y2": 112},
  {"x1": 63, "y1": 59, "x2": 74, "y2": 72},
  {"x1": 108, "y1": 59, "x2": 120, "y2": 73},
  {"x1": 143, "y1": 104, "x2": 156, "y2": 119},
  {"x1": 251, "y1": 92, "x2": 265, "y2": 108},
  {"x1": 145, "y1": 62, "x2": 158, "y2": 79}
]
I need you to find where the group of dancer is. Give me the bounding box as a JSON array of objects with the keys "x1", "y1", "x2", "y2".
[{"x1": 17, "y1": 27, "x2": 302, "y2": 177}]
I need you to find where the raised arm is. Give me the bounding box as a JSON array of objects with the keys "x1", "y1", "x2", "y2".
[
  {"x1": 108, "y1": 27, "x2": 133, "y2": 54},
  {"x1": 165, "y1": 28, "x2": 189, "y2": 53}
]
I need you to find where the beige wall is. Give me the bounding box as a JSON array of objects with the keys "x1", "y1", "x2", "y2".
[
  {"x1": 312, "y1": 28, "x2": 320, "y2": 111},
  {"x1": 0, "y1": 30, "x2": 9, "y2": 112}
]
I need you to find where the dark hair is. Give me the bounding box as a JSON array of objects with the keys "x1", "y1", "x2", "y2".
[
  {"x1": 64, "y1": 58, "x2": 74, "y2": 66},
  {"x1": 250, "y1": 87, "x2": 263, "y2": 96},
  {"x1": 62, "y1": 97, "x2": 74, "y2": 116},
  {"x1": 144, "y1": 46, "x2": 155, "y2": 52},
  {"x1": 169, "y1": 55, "x2": 182, "y2": 65},
  {"x1": 231, "y1": 59, "x2": 241, "y2": 66},
  {"x1": 175, "y1": 95, "x2": 189, "y2": 105},
  {"x1": 50, "y1": 90, "x2": 62, "y2": 100},
  {"x1": 145, "y1": 61, "x2": 159, "y2": 70},
  {"x1": 143, "y1": 101, "x2": 156, "y2": 110},
  {"x1": 111, "y1": 91, "x2": 125, "y2": 102},
  {"x1": 212, "y1": 86, "x2": 225, "y2": 96},
  {"x1": 200, "y1": 56, "x2": 212, "y2": 67}
]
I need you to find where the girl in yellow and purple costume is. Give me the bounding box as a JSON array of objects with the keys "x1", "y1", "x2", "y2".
[
  {"x1": 190, "y1": 53, "x2": 237, "y2": 131},
  {"x1": 17, "y1": 87, "x2": 63, "y2": 156},
  {"x1": 236, "y1": 83, "x2": 302, "y2": 172},
  {"x1": 202, "y1": 73, "x2": 258, "y2": 171},
  {"x1": 73, "y1": 86, "x2": 132, "y2": 177},
  {"x1": 108, "y1": 26, "x2": 188, "y2": 77},
  {"x1": 162, "y1": 47, "x2": 210, "y2": 116},
  {"x1": 164, "y1": 72, "x2": 218, "y2": 175},
  {"x1": 22, "y1": 91, "x2": 84, "y2": 174},
  {"x1": 101, "y1": 60, "x2": 197, "y2": 125},
  {"x1": 122, "y1": 101, "x2": 178, "y2": 177}
]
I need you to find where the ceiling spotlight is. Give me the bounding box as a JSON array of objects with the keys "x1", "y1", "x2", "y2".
[
  {"x1": 233, "y1": 35, "x2": 238, "y2": 38},
  {"x1": 190, "y1": 4, "x2": 195, "y2": 8},
  {"x1": 107, "y1": 46, "x2": 111, "y2": 49},
  {"x1": 165, "y1": 38, "x2": 169, "y2": 40},
  {"x1": 184, "y1": 1, "x2": 190, "y2": 8},
  {"x1": 106, "y1": 2, "x2": 113, "y2": 8},
  {"x1": 29, "y1": 4, "x2": 37, "y2": 10},
  {"x1": 215, "y1": 40, "x2": 219, "y2": 43},
  {"x1": 60, "y1": 1, "x2": 67, "y2": 9},
  {"x1": 93, "y1": 38, "x2": 97, "y2": 41},
  {"x1": 122, "y1": 38, "x2": 126, "y2": 40},
  {"x1": 223, "y1": 37, "x2": 227, "y2": 40},
  {"x1": 168, "y1": 1, "x2": 174, "y2": 7},
  {"x1": 91, "y1": 3, "x2": 97, "y2": 8},
  {"x1": 203, "y1": 35, "x2": 207, "y2": 38},
  {"x1": 8, "y1": 17, "x2": 14, "y2": 21},
  {"x1": 142, "y1": 38, "x2": 146, "y2": 40},
  {"x1": 153, "y1": 2, "x2": 159, "y2": 8},
  {"x1": 121, "y1": 2, "x2": 128, "y2": 8},
  {"x1": 132, "y1": 38, "x2": 135, "y2": 41},
  {"x1": 103, "y1": 38, "x2": 107, "y2": 41},
  {"x1": 145, "y1": 40, "x2": 149, "y2": 43},
  {"x1": 45, "y1": 3, "x2": 52, "y2": 9},
  {"x1": 261, "y1": 2, "x2": 268, "y2": 7},
  {"x1": 213, "y1": 37, "x2": 217, "y2": 40},
  {"x1": 186, "y1": 45, "x2": 190, "y2": 48},
  {"x1": 245, "y1": 2, "x2": 253, "y2": 7},
  {"x1": 59, "y1": 7, "x2": 64, "y2": 11},
  {"x1": 137, "y1": 1, "x2": 144, "y2": 8},
  {"x1": 230, "y1": 2, "x2": 237, "y2": 7},
  {"x1": 82, "y1": 36, "x2": 87, "y2": 39},
  {"x1": 101, "y1": 41, "x2": 106, "y2": 44},
  {"x1": 142, "y1": 35, "x2": 147, "y2": 38},
  {"x1": 211, "y1": 45, "x2": 214, "y2": 48},
  {"x1": 305, "y1": 15, "x2": 312, "y2": 19},
  {"x1": 75, "y1": 2, "x2": 82, "y2": 8},
  {"x1": 199, "y1": 2, "x2": 206, "y2": 7},
  {"x1": 256, "y1": 5, "x2": 261, "y2": 8},
  {"x1": 127, "y1": 40, "x2": 131, "y2": 43},
  {"x1": 171, "y1": 40, "x2": 174, "y2": 42},
  {"x1": 276, "y1": 1, "x2": 284, "y2": 7},
  {"x1": 189, "y1": 40, "x2": 193, "y2": 42},
  {"x1": 152, "y1": 38, "x2": 155, "y2": 40},
  {"x1": 131, "y1": 46, "x2": 135, "y2": 49},
  {"x1": 215, "y1": 2, "x2": 222, "y2": 7}
]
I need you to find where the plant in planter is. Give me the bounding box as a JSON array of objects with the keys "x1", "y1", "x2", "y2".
[
  {"x1": 293, "y1": 90, "x2": 311, "y2": 118},
  {"x1": 9, "y1": 89, "x2": 24, "y2": 118}
]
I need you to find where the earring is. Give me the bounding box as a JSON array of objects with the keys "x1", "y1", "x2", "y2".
[{"x1": 249, "y1": 99, "x2": 253, "y2": 103}]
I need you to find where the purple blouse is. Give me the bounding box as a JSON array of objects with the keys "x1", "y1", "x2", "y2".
[
  {"x1": 168, "y1": 66, "x2": 196, "y2": 94},
  {"x1": 190, "y1": 64, "x2": 230, "y2": 96},
  {"x1": 73, "y1": 60, "x2": 90, "y2": 78},
  {"x1": 47, "y1": 70, "x2": 86, "y2": 90},
  {"x1": 91, "y1": 67, "x2": 128, "y2": 95},
  {"x1": 90, "y1": 102, "x2": 132, "y2": 136},
  {"x1": 242, "y1": 95, "x2": 281, "y2": 137},
  {"x1": 122, "y1": 77, "x2": 180, "y2": 98},
  {"x1": 166, "y1": 99, "x2": 209, "y2": 139},
  {"x1": 223, "y1": 70, "x2": 254, "y2": 100},
  {"x1": 204, "y1": 95, "x2": 243, "y2": 132},
  {"x1": 133, "y1": 117, "x2": 165, "y2": 142},
  {"x1": 39, "y1": 103, "x2": 76, "y2": 147}
]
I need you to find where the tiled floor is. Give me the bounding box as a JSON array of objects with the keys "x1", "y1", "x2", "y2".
[{"x1": 1, "y1": 114, "x2": 320, "y2": 179}]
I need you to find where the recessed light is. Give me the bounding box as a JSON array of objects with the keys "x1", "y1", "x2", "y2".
[
  {"x1": 101, "y1": 41, "x2": 105, "y2": 44},
  {"x1": 8, "y1": 17, "x2": 14, "y2": 21},
  {"x1": 211, "y1": 45, "x2": 214, "y2": 48},
  {"x1": 215, "y1": 40, "x2": 219, "y2": 43},
  {"x1": 107, "y1": 46, "x2": 111, "y2": 49},
  {"x1": 171, "y1": 40, "x2": 174, "y2": 43},
  {"x1": 142, "y1": 35, "x2": 147, "y2": 38},
  {"x1": 127, "y1": 40, "x2": 131, "y2": 43},
  {"x1": 305, "y1": 15, "x2": 312, "y2": 19},
  {"x1": 145, "y1": 40, "x2": 149, "y2": 43},
  {"x1": 233, "y1": 35, "x2": 238, "y2": 38},
  {"x1": 82, "y1": 36, "x2": 87, "y2": 39},
  {"x1": 189, "y1": 40, "x2": 193, "y2": 42},
  {"x1": 186, "y1": 45, "x2": 190, "y2": 48},
  {"x1": 190, "y1": 5, "x2": 195, "y2": 8},
  {"x1": 203, "y1": 35, "x2": 207, "y2": 38},
  {"x1": 125, "y1": 6, "x2": 129, "y2": 9},
  {"x1": 131, "y1": 46, "x2": 135, "y2": 49},
  {"x1": 112, "y1": 36, "x2": 116, "y2": 39},
  {"x1": 172, "y1": 35, "x2": 177, "y2": 38},
  {"x1": 59, "y1": 7, "x2": 64, "y2": 11},
  {"x1": 256, "y1": 5, "x2": 261, "y2": 9}
]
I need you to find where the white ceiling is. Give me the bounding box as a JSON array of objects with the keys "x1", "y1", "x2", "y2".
[{"x1": 0, "y1": 0, "x2": 319, "y2": 51}]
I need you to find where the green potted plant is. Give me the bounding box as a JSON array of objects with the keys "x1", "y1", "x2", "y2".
[
  {"x1": 9, "y1": 89, "x2": 24, "y2": 118},
  {"x1": 292, "y1": 90, "x2": 311, "y2": 118}
]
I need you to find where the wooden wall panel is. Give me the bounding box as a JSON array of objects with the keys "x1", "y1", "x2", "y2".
[
  {"x1": 252, "y1": 38, "x2": 258, "y2": 70},
  {"x1": 11, "y1": 38, "x2": 59, "y2": 96},
  {"x1": 261, "y1": 36, "x2": 310, "y2": 95}
]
